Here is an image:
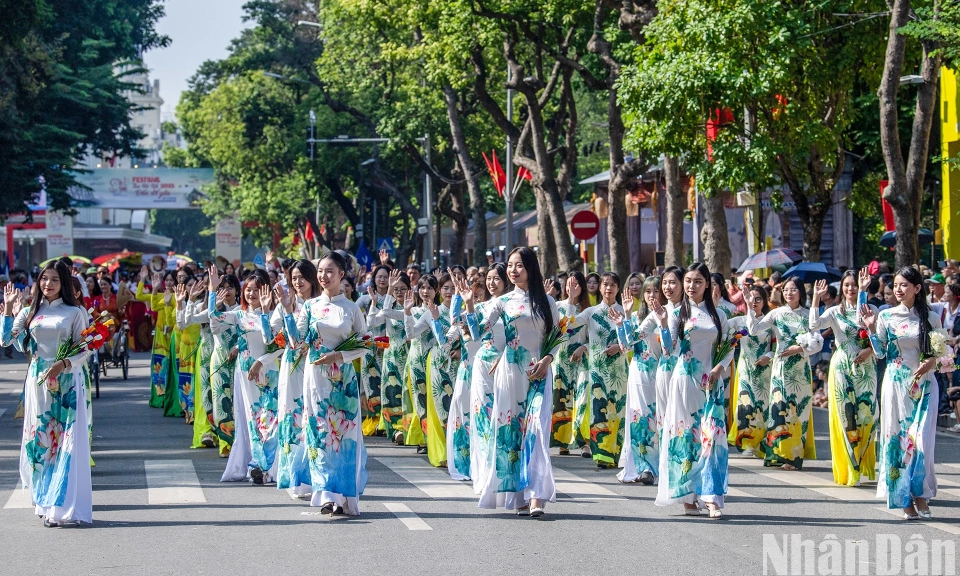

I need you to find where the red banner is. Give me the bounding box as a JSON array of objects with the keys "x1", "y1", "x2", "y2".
[{"x1": 879, "y1": 180, "x2": 895, "y2": 231}]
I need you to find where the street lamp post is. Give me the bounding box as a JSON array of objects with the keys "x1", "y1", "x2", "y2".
[{"x1": 504, "y1": 67, "x2": 514, "y2": 255}]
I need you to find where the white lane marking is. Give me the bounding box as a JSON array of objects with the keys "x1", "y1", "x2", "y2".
[
  {"x1": 875, "y1": 507, "x2": 960, "y2": 535},
  {"x1": 375, "y1": 457, "x2": 475, "y2": 499},
  {"x1": 3, "y1": 483, "x2": 32, "y2": 509},
  {"x1": 928, "y1": 476, "x2": 960, "y2": 499},
  {"x1": 0, "y1": 409, "x2": 7, "y2": 418},
  {"x1": 726, "y1": 486, "x2": 765, "y2": 501},
  {"x1": 730, "y1": 458, "x2": 876, "y2": 502},
  {"x1": 943, "y1": 463, "x2": 960, "y2": 471},
  {"x1": 383, "y1": 502, "x2": 433, "y2": 531},
  {"x1": 553, "y1": 468, "x2": 626, "y2": 501},
  {"x1": 144, "y1": 460, "x2": 206, "y2": 504}
]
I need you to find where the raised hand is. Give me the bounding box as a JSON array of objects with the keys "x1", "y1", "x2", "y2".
[
  {"x1": 174, "y1": 284, "x2": 188, "y2": 303},
  {"x1": 215, "y1": 287, "x2": 228, "y2": 307},
  {"x1": 379, "y1": 248, "x2": 390, "y2": 265},
  {"x1": 259, "y1": 285, "x2": 274, "y2": 312},
  {"x1": 650, "y1": 298, "x2": 669, "y2": 327},
  {"x1": 208, "y1": 266, "x2": 220, "y2": 291},
  {"x1": 813, "y1": 279, "x2": 828, "y2": 300},
  {"x1": 387, "y1": 269, "x2": 402, "y2": 294},
  {"x1": 544, "y1": 279, "x2": 556, "y2": 297},
  {"x1": 621, "y1": 295, "x2": 634, "y2": 316},
  {"x1": 139, "y1": 265, "x2": 149, "y2": 284},
  {"x1": 275, "y1": 285, "x2": 294, "y2": 313},
  {"x1": 711, "y1": 283, "x2": 721, "y2": 305},
  {"x1": 403, "y1": 289, "x2": 415, "y2": 314},
  {"x1": 456, "y1": 276, "x2": 475, "y2": 306},
  {"x1": 608, "y1": 306, "x2": 625, "y2": 327},
  {"x1": 151, "y1": 272, "x2": 162, "y2": 294},
  {"x1": 858, "y1": 268, "x2": 872, "y2": 292},
  {"x1": 566, "y1": 276, "x2": 582, "y2": 303},
  {"x1": 265, "y1": 249, "x2": 274, "y2": 265},
  {"x1": 3, "y1": 283, "x2": 19, "y2": 315},
  {"x1": 367, "y1": 283, "x2": 377, "y2": 301},
  {"x1": 859, "y1": 304, "x2": 877, "y2": 332},
  {"x1": 427, "y1": 300, "x2": 440, "y2": 320}
]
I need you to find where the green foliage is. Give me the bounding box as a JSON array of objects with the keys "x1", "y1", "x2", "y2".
[
  {"x1": 900, "y1": 2, "x2": 960, "y2": 71},
  {"x1": 149, "y1": 209, "x2": 215, "y2": 260},
  {"x1": 0, "y1": 0, "x2": 168, "y2": 216}
]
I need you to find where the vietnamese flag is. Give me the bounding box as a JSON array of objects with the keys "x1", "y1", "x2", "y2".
[{"x1": 482, "y1": 151, "x2": 507, "y2": 197}]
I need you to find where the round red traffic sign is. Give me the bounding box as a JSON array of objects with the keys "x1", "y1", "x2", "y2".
[{"x1": 570, "y1": 210, "x2": 600, "y2": 241}]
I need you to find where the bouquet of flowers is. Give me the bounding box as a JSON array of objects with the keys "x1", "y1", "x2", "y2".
[
  {"x1": 541, "y1": 315, "x2": 583, "y2": 359},
  {"x1": 713, "y1": 326, "x2": 748, "y2": 366},
  {"x1": 929, "y1": 329, "x2": 956, "y2": 374},
  {"x1": 43, "y1": 311, "x2": 114, "y2": 382},
  {"x1": 310, "y1": 332, "x2": 389, "y2": 365}
]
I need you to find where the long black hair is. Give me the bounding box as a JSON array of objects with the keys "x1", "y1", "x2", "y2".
[
  {"x1": 896, "y1": 266, "x2": 933, "y2": 356},
  {"x1": 782, "y1": 276, "x2": 807, "y2": 308},
  {"x1": 568, "y1": 270, "x2": 590, "y2": 311},
  {"x1": 710, "y1": 272, "x2": 731, "y2": 302},
  {"x1": 747, "y1": 284, "x2": 771, "y2": 315},
  {"x1": 486, "y1": 262, "x2": 511, "y2": 298},
  {"x1": 838, "y1": 270, "x2": 857, "y2": 314},
  {"x1": 661, "y1": 265, "x2": 684, "y2": 303},
  {"x1": 599, "y1": 272, "x2": 622, "y2": 305},
  {"x1": 677, "y1": 262, "x2": 723, "y2": 349},
  {"x1": 239, "y1": 269, "x2": 270, "y2": 311},
  {"x1": 637, "y1": 275, "x2": 664, "y2": 320},
  {"x1": 216, "y1": 274, "x2": 242, "y2": 312},
  {"x1": 510, "y1": 247, "x2": 553, "y2": 337},
  {"x1": 415, "y1": 275, "x2": 440, "y2": 306},
  {"x1": 24, "y1": 261, "x2": 82, "y2": 347},
  {"x1": 289, "y1": 259, "x2": 321, "y2": 299}
]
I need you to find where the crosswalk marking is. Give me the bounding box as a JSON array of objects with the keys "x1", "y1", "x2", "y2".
[
  {"x1": 928, "y1": 475, "x2": 960, "y2": 499},
  {"x1": 376, "y1": 457, "x2": 475, "y2": 499},
  {"x1": 730, "y1": 458, "x2": 876, "y2": 502},
  {"x1": 3, "y1": 483, "x2": 32, "y2": 509},
  {"x1": 0, "y1": 408, "x2": 7, "y2": 418},
  {"x1": 383, "y1": 502, "x2": 433, "y2": 530},
  {"x1": 875, "y1": 507, "x2": 960, "y2": 535},
  {"x1": 553, "y1": 468, "x2": 625, "y2": 501},
  {"x1": 144, "y1": 460, "x2": 205, "y2": 504}
]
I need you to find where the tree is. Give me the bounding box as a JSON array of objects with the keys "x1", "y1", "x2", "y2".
[
  {"x1": 881, "y1": 0, "x2": 945, "y2": 267},
  {"x1": 620, "y1": 0, "x2": 884, "y2": 270},
  {"x1": 0, "y1": 0, "x2": 168, "y2": 216}
]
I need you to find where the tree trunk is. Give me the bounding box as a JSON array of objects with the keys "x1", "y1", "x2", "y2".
[
  {"x1": 663, "y1": 156, "x2": 685, "y2": 269},
  {"x1": 436, "y1": 180, "x2": 468, "y2": 264},
  {"x1": 878, "y1": 0, "x2": 940, "y2": 268},
  {"x1": 700, "y1": 193, "x2": 731, "y2": 276},
  {"x1": 442, "y1": 85, "x2": 486, "y2": 265},
  {"x1": 606, "y1": 91, "x2": 634, "y2": 280},
  {"x1": 535, "y1": 188, "x2": 559, "y2": 276}
]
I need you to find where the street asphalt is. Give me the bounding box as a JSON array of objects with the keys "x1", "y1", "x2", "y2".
[{"x1": 0, "y1": 352, "x2": 958, "y2": 575}]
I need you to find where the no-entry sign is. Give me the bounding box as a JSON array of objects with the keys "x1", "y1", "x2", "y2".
[{"x1": 570, "y1": 210, "x2": 600, "y2": 241}]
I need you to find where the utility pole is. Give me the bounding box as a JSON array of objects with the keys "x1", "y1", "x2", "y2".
[
  {"x1": 504, "y1": 66, "x2": 514, "y2": 257},
  {"x1": 423, "y1": 133, "x2": 435, "y2": 269}
]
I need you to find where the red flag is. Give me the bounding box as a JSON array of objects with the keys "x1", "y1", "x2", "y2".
[
  {"x1": 304, "y1": 221, "x2": 316, "y2": 241},
  {"x1": 705, "y1": 107, "x2": 735, "y2": 162},
  {"x1": 517, "y1": 166, "x2": 532, "y2": 181},
  {"x1": 292, "y1": 232, "x2": 301, "y2": 246},
  {"x1": 880, "y1": 180, "x2": 895, "y2": 231},
  {"x1": 481, "y1": 151, "x2": 506, "y2": 197}
]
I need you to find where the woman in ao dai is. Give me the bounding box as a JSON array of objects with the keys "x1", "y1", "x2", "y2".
[
  {"x1": 563, "y1": 273, "x2": 628, "y2": 468},
  {"x1": 655, "y1": 263, "x2": 732, "y2": 519},
  {"x1": 809, "y1": 270, "x2": 878, "y2": 487},
  {"x1": 745, "y1": 277, "x2": 822, "y2": 470},
  {"x1": 366, "y1": 270, "x2": 411, "y2": 444},
  {"x1": 208, "y1": 274, "x2": 242, "y2": 457},
  {"x1": 1, "y1": 262, "x2": 92, "y2": 526},
  {"x1": 551, "y1": 272, "x2": 590, "y2": 455},
  {"x1": 726, "y1": 285, "x2": 774, "y2": 455},
  {"x1": 446, "y1": 264, "x2": 510, "y2": 481},
  {"x1": 175, "y1": 278, "x2": 220, "y2": 449},
  {"x1": 284, "y1": 252, "x2": 368, "y2": 515},
  {"x1": 861, "y1": 267, "x2": 940, "y2": 519},
  {"x1": 612, "y1": 275, "x2": 665, "y2": 484},
  {"x1": 208, "y1": 269, "x2": 282, "y2": 484},
  {"x1": 463, "y1": 247, "x2": 558, "y2": 516},
  {"x1": 260, "y1": 260, "x2": 320, "y2": 495}
]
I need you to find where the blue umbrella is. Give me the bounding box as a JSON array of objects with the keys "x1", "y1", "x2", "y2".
[
  {"x1": 783, "y1": 262, "x2": 842, "y2": 283},
  {"x1": 879, "y1": 228, "x2": 933, "y2": 248},
  {"x1": 737, "y1": 248, "x2": 802, "y2": 271}
]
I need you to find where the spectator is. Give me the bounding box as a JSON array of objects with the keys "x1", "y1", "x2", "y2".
[{"x1": 928, "y1": 273, "x2": 946, "y2": 304}]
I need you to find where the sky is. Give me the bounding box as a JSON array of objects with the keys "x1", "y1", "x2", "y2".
[{"x1": 142, "y1": 0, "x2": 252, "y2": 120}]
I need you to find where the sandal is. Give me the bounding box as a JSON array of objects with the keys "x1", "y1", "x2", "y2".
[
  {"x1": 43, "y1": 518, "x2": 59, "y2": 528},
  {"x1": 683, "y1": 504, "x2": 701, "y2": 516},
  {"x1": 320, "y1": 503, "x2": 335, "y2": 515},
  {"x1": 580, "y1": 447, "x2": 592, "y2": 458},
  {"x1": 903, "y1": 505, "x2": 920, "y2": 520},
  {"x1": 416, "y1": 445, "x2": 427, "y2": 454},
  {"x1": 516, "y1": 506, "x2": 530, "y2": 516},
  {"x1": 558, "y1": 448, "x2": 570, "y2": 455}
]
